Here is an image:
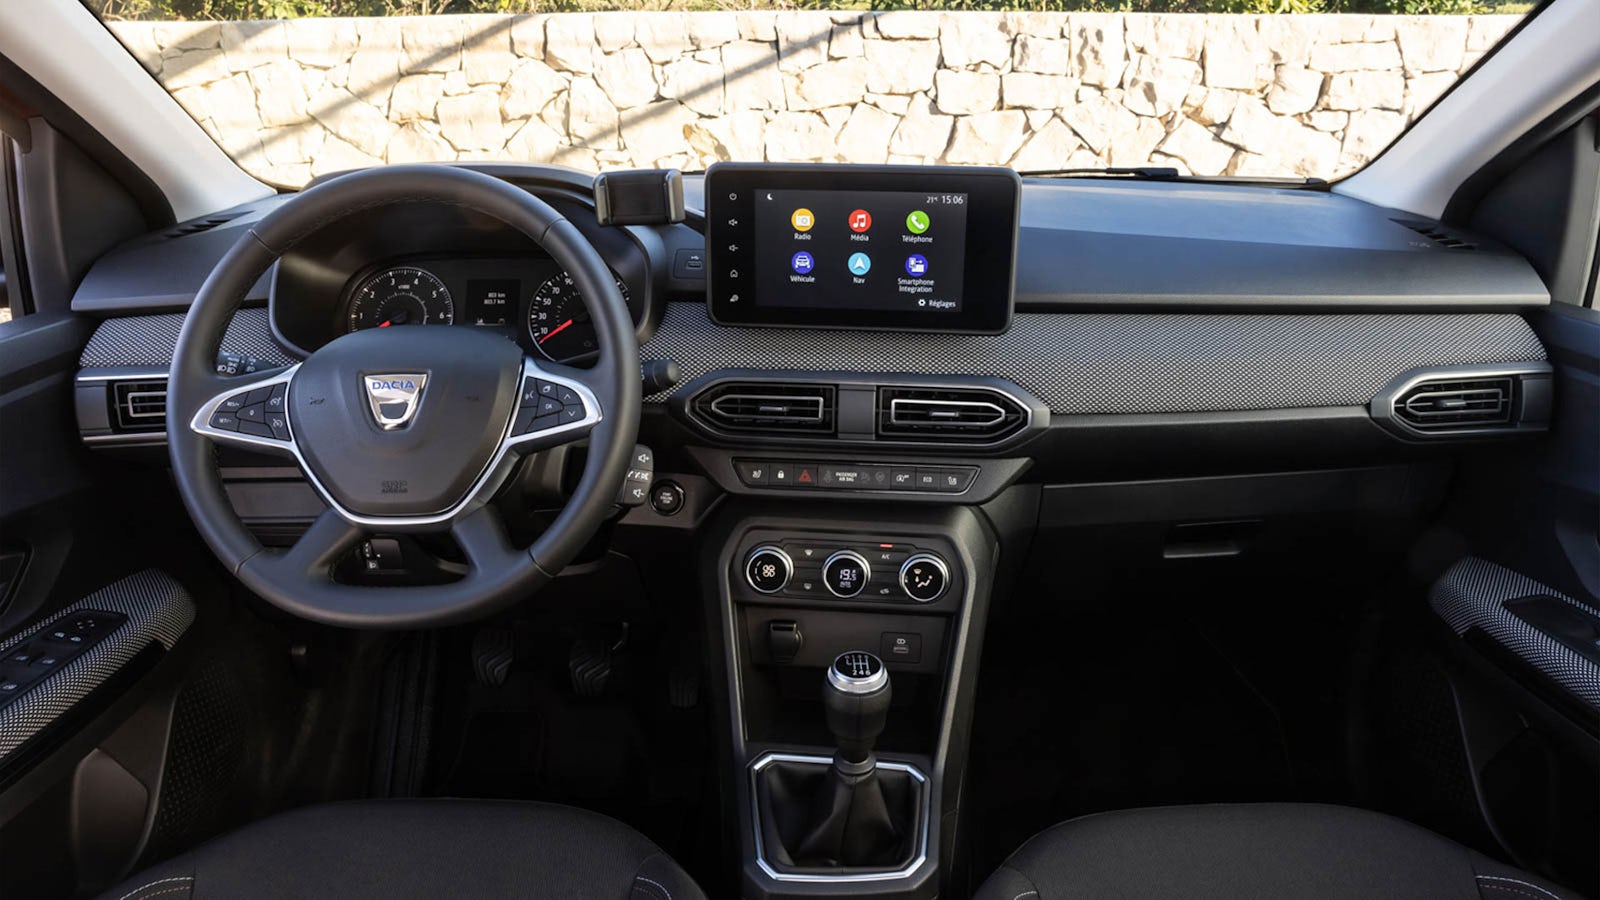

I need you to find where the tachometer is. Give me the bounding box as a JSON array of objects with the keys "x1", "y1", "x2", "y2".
[
  {"x1": 347, "y1": 266, "x2": 454, "y2": 332},
  {"x1": 526, "y1": 270, "x2": 629, "y2": 362}
]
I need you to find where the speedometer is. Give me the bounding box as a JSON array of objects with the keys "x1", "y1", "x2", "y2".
[
  {"x1": 526, "y1": 270, "x2": 629, "y2": 362},
  {"x1": 347, "y1": 267, "x2": 454, "y2": 332}
]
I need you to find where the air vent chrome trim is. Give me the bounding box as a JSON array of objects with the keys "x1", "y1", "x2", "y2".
[
  {"x1": 691, "y1": 381, "x2": 837, "y2": 437},
  {"x1": 1370, "y1": 362, "x2": 1552, "y2": 440},
  {"x1": 709, "y1": 392, "x2": 826, "y2": 424},
  {"x1": 877, "y1": 385, "x2": 1029, "y2": 444},
  {"x1": 888, "y1": 398, "x2": 1007, "y2": 429}
]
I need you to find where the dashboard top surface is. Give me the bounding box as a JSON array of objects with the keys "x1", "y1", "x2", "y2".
[{"x1": 71, "y1": 165, "x2": 1549, "y2": 317}]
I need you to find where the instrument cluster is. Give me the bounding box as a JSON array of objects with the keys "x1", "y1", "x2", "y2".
[{"x1": 341, "y1": 257, "x2": 633, "y2": 364}]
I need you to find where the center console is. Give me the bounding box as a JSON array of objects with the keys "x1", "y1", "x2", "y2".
[
  {"x1": 700, "y1": 503, "x2": 1003, "y2": 899},
  {"x1": 689, "y1": 164, "x2": 1024, "y2": 899}
]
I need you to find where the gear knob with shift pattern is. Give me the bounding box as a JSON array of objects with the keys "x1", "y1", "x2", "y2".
[{"x1": 824, "y1": 650, "x2": 891, "y2": 775}]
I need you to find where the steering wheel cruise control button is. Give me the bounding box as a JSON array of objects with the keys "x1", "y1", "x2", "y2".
[
  {"x1": 746, "y1": 546, "x2": 793, "y2": 594},
  {"x1": 823, "y1": 551, "x2": 871, "y2": 598},
  {"x1": 899, "y1": 554, "x2": 949, "y2": 603},
  {"x1": 209, "y1": 412, "x2": 240, "y2": 431}
]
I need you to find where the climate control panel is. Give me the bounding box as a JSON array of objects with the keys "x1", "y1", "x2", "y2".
[{"x1": 737, "y1": 535, "x2": 958, "y2": 606}]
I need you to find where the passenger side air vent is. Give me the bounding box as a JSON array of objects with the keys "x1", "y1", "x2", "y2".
[
  {"x1": 1395, "y1": 377, "x2": 1513, "y2": 429},
  {"x1": 161, "y1": 213, "x2": 240, "y2": 240},
  {"x1": 1394, "y1": 219, "x2": 1477, "y2": 250},
  {"x1": 1371, "y1": 364, "x2": 1552, "y2": 440},
  {"x1": 112, "y1": 380, "x2": 168, "y2": 431},
  {"x1": 877, "y1": 386, "x2": 1027, "y2": 443},
  {"x1": 694, "y1": 382, "x2": 836, "y2": 435}
]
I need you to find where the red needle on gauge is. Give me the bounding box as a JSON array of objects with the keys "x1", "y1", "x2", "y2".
[{"x1": 540, "y1": 319, "x2": 573, "y2": 344}]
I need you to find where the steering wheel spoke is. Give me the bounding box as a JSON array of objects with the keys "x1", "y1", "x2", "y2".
[
  {"x1": 503, "y1": 356, "x2": 605, "y2": 453},
  {"x1": 252, "y1": 508, "x2": 366, "y2": 584},
  {"x1": 449, "y1": 504, "x2": 525, "y2": 574},
  {"x1": 189, "y1": 364, "x2": 301, "y2": 458}
]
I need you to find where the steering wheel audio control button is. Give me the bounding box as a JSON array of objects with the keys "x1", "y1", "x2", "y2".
[
  {"x1": 267, "y1": 413, "x2": 291, "y2": 440},
  {"x1": 537, "y1": 397, "x2": 562, "y2": 417},
  {"x1": 746, "y1": 546, "x2": 793, "y2": 594},
  {"x1": 519, "y1": 377, "x2": 542, "y2": 407}
]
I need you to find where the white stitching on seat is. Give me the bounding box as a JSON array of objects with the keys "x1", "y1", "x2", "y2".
[
  {"x1": 635, "y1": 875, "x2": 673, "y2": 900},
  {"x1": 1478, "y1": 875, "x2": 1563, "y2": 900},
  {"x1": 1012, "y1": 891, "x2": 1039, "y2": 900},
  {"x1": 116, "y1": 876, "x2": 193, "y2": 900}
]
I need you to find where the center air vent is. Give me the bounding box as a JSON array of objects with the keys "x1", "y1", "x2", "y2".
[
  {"x1": 1395, "y1": 377, "x2": 1513, "y2": 430},
  {"x1": 694, "y1": 382, "x2": 836, "y2": 435},
  {"x1": 113, "y1": 379, "x2": 168, "y2": 431},
  {"x1": 877, "y1": 387, "x2": 1026, "y2": 443}
]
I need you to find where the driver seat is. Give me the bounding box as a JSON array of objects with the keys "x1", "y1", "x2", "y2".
[{"x1": 98, "y1": 799, "x2": 706, "y2": 900}]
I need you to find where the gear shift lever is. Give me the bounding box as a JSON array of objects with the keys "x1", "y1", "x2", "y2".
[
  {"x1": 752, "y1": 649, "x2": 917, "y2": 870},
  {"x1": 824, "y1": 651, "x2": 891, "y2": 775}
]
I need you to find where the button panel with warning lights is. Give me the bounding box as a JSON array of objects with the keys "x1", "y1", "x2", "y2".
[{"x1": 735, "y1": 459, "x2": 976, "y2": 494}]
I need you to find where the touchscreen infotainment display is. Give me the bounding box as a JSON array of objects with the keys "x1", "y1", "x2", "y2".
[
  {"x1": 753, "y1": 189, "x2": 969, "y2": 314},
  {"x1": 704, "y1": 164, "x2": 1019, "y2": 333}
]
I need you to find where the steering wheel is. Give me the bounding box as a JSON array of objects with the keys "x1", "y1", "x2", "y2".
[{"x1": 166, "y1": 166, "x2": 641, "y2": 628}]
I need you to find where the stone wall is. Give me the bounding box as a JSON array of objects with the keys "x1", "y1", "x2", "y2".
[{"x1": 109, "y1": 12, "x2": 1516, "y2": 187}]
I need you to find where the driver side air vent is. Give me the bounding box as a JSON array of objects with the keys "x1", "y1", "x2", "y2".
[
  {"x1": 877, "y1": 386, "x2": 1027, "y2": 443},
  {"x1": 1395, "y1": 377, "x2": 1513, "y2": 429},
  {"x1": 112, "y1": 379, "x2": 168, "y2": 431},
  {"x1": 694, "y1": 382, "x2": 836, "y2": 435}
]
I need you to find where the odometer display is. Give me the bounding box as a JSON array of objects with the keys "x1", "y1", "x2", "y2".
[
  {"x1": 347, "y1": 267, "x2": 454, "y2": 332},
  {"x1": 527, "y1": 271, "x2": 628, "y2": 362}
]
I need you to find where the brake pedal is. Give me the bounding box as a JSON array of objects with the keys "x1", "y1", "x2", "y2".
[{"x1": 569, "y1": 638, "x2": 613, "y2": 698}]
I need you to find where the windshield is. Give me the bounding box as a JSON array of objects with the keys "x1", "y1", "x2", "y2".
[{"x1": 84, "y1": 1, "x2": 1530, "y2": 188}]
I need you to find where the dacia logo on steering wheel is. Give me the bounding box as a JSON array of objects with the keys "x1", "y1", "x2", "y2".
[{"x1": 364, "y1": 373, "x2": 427, "y2": 430}]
